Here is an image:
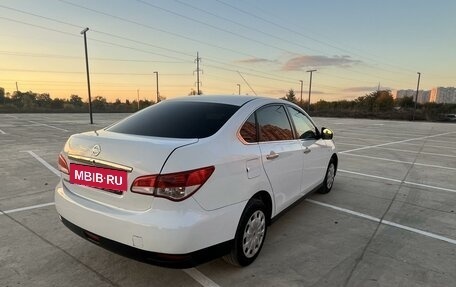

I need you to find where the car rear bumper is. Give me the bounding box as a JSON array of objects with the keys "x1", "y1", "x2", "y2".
[
  {"x1": 55, "y1": 180, "x2": 244, "y2": 260},
  {"x1": 60, "y1": 216, "x2": 232, "y2": 268}
]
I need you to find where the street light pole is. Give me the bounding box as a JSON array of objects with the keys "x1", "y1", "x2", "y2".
[
  {"x1": 137, "y1": 89, "x2": 140, "y2": 110},
  {"x1": 154, "y1": 71, "x2": 159, "y2": 103},
  {"x1": 299, "y1": 80, "x2": 303, "y2": 106},
  {"x1": 306, "y1": 69, "x2": 316, "y2": 113},
  {"x1": 237, "y1": 84, "x2": 241, "y2": 95},
  {"x1": 80, "y1": 27, "x2": 93, "y2": 124},
  {"x1": 412, "y1": 72, "x2": 421, "y2": 121}
]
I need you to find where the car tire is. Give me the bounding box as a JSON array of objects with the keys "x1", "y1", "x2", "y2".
[
  {"x1": 317, "y1": 158, "x2": 336, "y2": 194},
  {"x1": 223, "y1": 198, "x2": 267, "y2": 267}
]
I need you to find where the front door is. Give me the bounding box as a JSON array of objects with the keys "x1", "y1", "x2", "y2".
[{"x1": 286, "y1": 106, "x2": 329, "y2": 193}]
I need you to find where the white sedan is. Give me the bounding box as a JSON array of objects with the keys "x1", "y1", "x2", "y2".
[{"x1": 55, "y1": 95, "x2": 337, "y2": 267}]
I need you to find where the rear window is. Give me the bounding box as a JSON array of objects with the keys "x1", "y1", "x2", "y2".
[{"x1": 107, "y1": 101, "x2": 239, "y2": 138}]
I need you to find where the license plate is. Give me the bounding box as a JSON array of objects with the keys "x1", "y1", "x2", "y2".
[{"x1": 70, "y1": 163, "x2": 128, "y2": 192}]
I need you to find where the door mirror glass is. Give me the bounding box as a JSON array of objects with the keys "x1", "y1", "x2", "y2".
[{"x1": 321, "y1": 128, "x2": 334, "y2": 140}]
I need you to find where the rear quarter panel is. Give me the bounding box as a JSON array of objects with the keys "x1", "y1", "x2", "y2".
[{"x1": 161, "y1": 99, "x2": 275, "y2": 212}]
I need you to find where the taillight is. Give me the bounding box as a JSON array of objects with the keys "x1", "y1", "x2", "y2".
[
  {"x1": 131, "y1": 166, "x2": 215, "y2": 201},
  {"x1": 130, "y1": 175, "x2": 157, "y2": 195},
  {"x1": 58, "y1": 153, "x2": 69, "y2": 174}
]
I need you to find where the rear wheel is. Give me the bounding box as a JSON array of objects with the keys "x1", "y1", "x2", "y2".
[
  {"x1": 318, "y1": 158, "x2": 336, "y2": 194},
  {"x1": 223, "y1": 199, "x2": 267, "y2": 266}
]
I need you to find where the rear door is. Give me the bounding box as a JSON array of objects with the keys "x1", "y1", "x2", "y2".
[
  {"x1": 256, "y1": 105, "x2": 303, "y2": 214},
  {"x1": 286, "y1": 106, "x2": 329, "y2": 192}
]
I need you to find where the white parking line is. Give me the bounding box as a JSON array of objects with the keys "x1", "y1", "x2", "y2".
[
  {"x1": 402, "y1": 181, "x2": 456, "y2": 193},
  {"x1": 339, "y1": 131, "x2": 416, "y2": 139},
  {"x1": 337, "y1": 142, "x2": 369, "y2": 148},
  {"x1": 403, "y1": 142, "x2": 456, "y2": 150},
  {"x1": 339, "y1": 127, "x2": 431, "y2": 138},
  {"x1": 28, "y1": 120, "x2": 69, "y2": 132},
  {"x1": 338, "y1": 142, "x2": 456, "y2": 158},
  {"x1": 25, "y1": 151, "x2": 60, "y2": 176},
  {"x1": 1, "y1": 202, "x2": 55, "y2": 215},
  {"x1": 183, "y1": 269, "x2": 221, "y2": 287},
  {"x1": 377, "y1": 147, "x2": 456, "y2": 158},
  {"x1": 341, "y1": 153, "x2": 456, "y2": 171},
  {"x1": 340, "y1": 131, "x2": 456, "y2": 153},
  {"x1": 305, "y1": 199, "x2": 381, "y2": 222},
  {"x1": 338, "y1": 143, "x2": 456, "y2": 158},
  {"x1": 336, "y1": 135, "x2": 390, "y2": 142},
  {"x1": 338, "y1": 141, "x2": 456, "y2": 150},
  {"x1": 306, "y1": 199, "x2": 456, "y2": 245},
  {"x1": 26, "y1": 150, "x2": 220, "y2": 287},
  {"x1": 413, "y1": 138, "x2": 456, "y2": 145},
  {"x1": 339, "y1": 169, "x2": 402, "y2": 183},
  {"x1": 0, "y1": 129, "x2": 6, "y2": 134},
  {"x1": 381, "y1": 220, "x2": 456, "y2": 245},
  {"x1": 339, "y1": 169, "x2": 456, "y2": 193}
]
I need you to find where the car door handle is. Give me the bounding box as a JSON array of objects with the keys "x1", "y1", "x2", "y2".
[
  {"x1": 266, "y1": 151, "x2": 279, "y2": 160},
  {"x1": 303, "y1": 147, "x2": 311, "y2": 154}
]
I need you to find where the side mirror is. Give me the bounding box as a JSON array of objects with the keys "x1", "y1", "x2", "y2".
[{"x1": 321, "y1": 127, "x2": 334, "y2": 140}]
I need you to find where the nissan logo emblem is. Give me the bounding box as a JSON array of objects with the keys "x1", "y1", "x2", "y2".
[{"x1": 92, "y1": 144, "x2": 101, "y2": 157}]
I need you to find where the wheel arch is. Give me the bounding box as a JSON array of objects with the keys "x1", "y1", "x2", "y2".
[
  {"x1": 331, "y1": 153, "x2": 338, "y2": 174},
  {"x1": 251, "y1": 190, "x2": 273, "y2": 224}
]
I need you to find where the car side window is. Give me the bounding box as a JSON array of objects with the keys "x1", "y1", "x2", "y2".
[
  {"x1": 239, "y1": 113, "x2": 257, "y2": 143},
  {"x1": 287, "y1": 107, "x2": 317, "y2": 140},
  {"x1": 257, "y1": 105, "x2": 294, "y2": 142}
]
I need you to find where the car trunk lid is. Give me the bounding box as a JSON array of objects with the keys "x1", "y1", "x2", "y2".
[{"x1": 62, "y1": 130, "x2": 197, "y2": 211}]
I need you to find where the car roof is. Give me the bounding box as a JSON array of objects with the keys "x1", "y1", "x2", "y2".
[{"x1": 166, "y1": 95, "x2": 275, "y2": 106}]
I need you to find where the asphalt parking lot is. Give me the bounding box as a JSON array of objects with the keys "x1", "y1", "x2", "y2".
[{"x1": 1, "y1": 113, "x2": 455, "y2": 287}]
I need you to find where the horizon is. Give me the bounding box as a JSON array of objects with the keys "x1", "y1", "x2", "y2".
[{"x1": 1, "y1": 0, "x2": 455, "y2": 103}]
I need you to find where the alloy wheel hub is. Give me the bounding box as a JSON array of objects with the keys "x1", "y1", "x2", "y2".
[{"x1": 242, "y1": 210, "x2": 266, "y2": 258}]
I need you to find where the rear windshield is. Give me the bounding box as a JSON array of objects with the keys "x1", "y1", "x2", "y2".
[{"x1": 107, "y1": 101, "x2": 240, "y2": 138}]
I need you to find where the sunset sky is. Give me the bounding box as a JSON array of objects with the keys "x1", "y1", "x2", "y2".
[{"x1": 1, "y1": 0, "x2": 455, "y2": 103}]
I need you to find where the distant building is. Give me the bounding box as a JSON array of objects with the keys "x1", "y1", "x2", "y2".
[
  {"x1": 393, "y1": 89, "x2": 430, "y2": 104},
  {"x1": 418, "y1": 90, "x2": 430, "y2": 103},
  {"x1": 430, "y1": 87, "x2": 456, "y2": 104},
  {"x1": 393, "y1": 89, "x2": 414, "y2": 99}
]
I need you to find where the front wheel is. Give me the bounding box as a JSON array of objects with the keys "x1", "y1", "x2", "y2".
[
  {"x1": 318, "y1": 158, "x2": 336, "y2": 194},
  {"x1": 223, "y1": 199, "x2": 267, "y2": 266}
]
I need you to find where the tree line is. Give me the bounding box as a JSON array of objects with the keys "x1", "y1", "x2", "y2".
[
  {"x1": 0, "y1": 89, "x2": 155, "y2": 113},
  {"x1": 282, "y1": 89, "x2": 456, "y2": 121},
  {"x1": 1, "y1": 87, "x2": 455, "y2": 121}
]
